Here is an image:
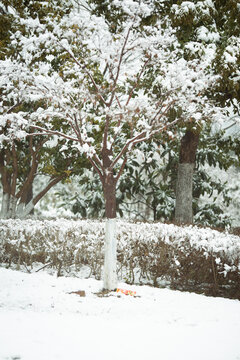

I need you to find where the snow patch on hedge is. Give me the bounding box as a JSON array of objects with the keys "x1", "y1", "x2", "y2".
[{"x1": 0, "y1": 219, "x2": 239, "y2": 289}]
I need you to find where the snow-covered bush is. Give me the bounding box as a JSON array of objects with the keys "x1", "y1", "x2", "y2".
[
  {"x1": 0, "y1": 219, "x2": 105, "y2": 278},
  {"x1": 0, "y1": 219, "x2": 239, "y2": 298}
]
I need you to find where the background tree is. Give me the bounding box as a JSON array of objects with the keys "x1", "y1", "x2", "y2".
[
  {"x1": 0, "y1": 0, "x2": 90, "y2": 218},
  {"x1": 162, "y1": 0, "x2": 240, "y2": 223}
]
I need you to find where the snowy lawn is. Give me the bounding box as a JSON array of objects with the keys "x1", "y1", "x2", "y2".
[{"x1": 0, "y1": 268, "x2": 240, "y2": 360}]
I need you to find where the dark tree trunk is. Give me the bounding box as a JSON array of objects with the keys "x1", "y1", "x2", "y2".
[
  {"x1": 179, "y1": 130, "x2": 200, "y2": 164},
  {"x1": 100, "y1": 147, "x2": 118, "y2": 289},
  {"x1": 102, "y1": 146, "x2": 117, "y2": 219},
  {"x1": 26, "y1": 184, "x2": 34, "y2": 215},
  {"x1": 175, "y1": 130, "x2": 199, "y2": 224},
  {"x1": 103, "y1": 174, "x2": 116, "y2": 219}
]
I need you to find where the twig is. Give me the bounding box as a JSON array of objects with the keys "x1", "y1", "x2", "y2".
[
  {"x1": 108, "y1": 26, "x2": 132, "y2": 107},
  {"x1": 211, "y1": 255, "x2": 218, "y2": 292},
  {"x1": 58, "y1": 42, "x2": 108, "y2": 107},
  {"x1": 125, "y1": 55, "x2": 151, "y2": 107},
  {"x1": 35, "y1": 262, "x2": 54, "y2": 272},
  {"x1": 23, "y1": 262, "x2": 32, "y2": 273},
  {"x1": 29, "y1": 125, "x2": 79, "y2": 142}
]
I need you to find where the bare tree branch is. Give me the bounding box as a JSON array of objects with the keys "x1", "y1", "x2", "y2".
[
  {"x1": 11, "y1": 143, "x2": 18, "y2": 197},
  {"x1": 32, "y1": 174, "x2": 66, "y2": 206},
  {"x1": 151, "y1": 99, "x2": 177, "y2": 126},
  {"x1": 87, "y1": 156, "x2": 104, "y2": 182},
  {"x1": 30, "y1": 125, "x2": 79, "y2": 142},
  {"x1": 103, "y1": 115, "x2": 110, "y2": 151},
  {"x1": 73, "y1": 114, "x2": 83, "y2": 145},
  {"x1": 107, "y1": 26, "x2": 132, "y2": 107},
  {"x1": 58, "y1": 42, "x2": 109, "y2": 107},
  {"x1": 149, "y1": 116, "x2": 183, "y2": 138},
  {"x1": 6, "y1": 102, "x2": 22, "y2": 114},
  {"x1": 126, "y1": 55, "x2": 151, "y2": 107},
  {"x1": 110, "y1": 130, "x2": 146, "y2": 170},
  {"x1": 115, "y1": 156, "x2": 128, "y2": 183},
  {"x1": 110, "y1": 106, "x2": 182, "y2": 171}
]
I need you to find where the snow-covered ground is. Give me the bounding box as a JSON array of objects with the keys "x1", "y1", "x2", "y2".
[{"x1": 0, "y1": 268, "x2": 240, "y2": 360}]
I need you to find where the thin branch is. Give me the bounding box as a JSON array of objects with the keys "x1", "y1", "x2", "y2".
[
  {"x1": 11, "y1": 143, "x2": 18, "y2": 197},
  {"x1": 150, "y1": 116, "x2": 182, "y2": 138},
  {"x1": 153, "y1": 99, "x2": 176, "y2": 125},
  {"x1": 223, "y1": 116, "x2": 240, "y2": 132},
  {"x1": 87, "y1": 156, "x2": 104, "y2": 182},
  {"x1": 110, "y1": 130, "x2": 146, "y2": 170},
  {"x1": 6, "y1": 102, "x2": 22, "y2": 114},
  {"x1": 115, "y1": 93, "x2": 122, "y2": 109},
  {"x1": 31, "y1": 121, "x2": 104, "y2": 174},
  {"x1": 72, "y1": 115, "x2": 104, "y2": 172},
  {"x1": 125, "y1": 55, "x2": 151, "y2": 107},
  {"x1": 223, "y1": 121, "x2": 237, "y2": 132},
  {"x1": 64, "y1": 113, "x2": 82, "y2": 141},
  {"x1": 35, "y1": 262, "x2": 54, "y2": 273},
  {"x1": 92, "y1": 153, "x2": 104, "y2": 171},
  {"x1": 73, "y1": 114, "x2": 83, "y2": 145},
  {"x1": 103, "y1": 115, "x2": 110, "y2": 151},
  {"x1": 58, "y1": 42, "x2": 108, "y2": 107},
  {"x1": 29, "y1": 125, "x2": 79, "y2": 142},
  {"x1": 106, "y1": 64, "x2": 124, "y2": 110},
  {"x1": 149, "y1": 97, "x2": 170, "y2": 126},
  {"x1": 108, "y1": 26, "x2": 132, "y2": 107},
  {"x1": 115, "y1": 156, "x2": 128, "y2": 183},
  {"x1": 110, "y1": 104, "x2": 181, "y2": 170}
]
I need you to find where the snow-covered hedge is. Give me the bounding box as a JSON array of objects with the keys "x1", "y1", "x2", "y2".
[{"x1": 0, "y1": 219, "x2": 240, "y2": 297}]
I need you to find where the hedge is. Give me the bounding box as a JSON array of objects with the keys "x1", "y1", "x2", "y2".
[{"x1": 0, "y1": 219, "x2": 240, "y2": 299}]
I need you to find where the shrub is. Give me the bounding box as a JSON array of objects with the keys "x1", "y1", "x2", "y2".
[{"x1": 0, "y1": 219, "x2": 239, "y2": 299}]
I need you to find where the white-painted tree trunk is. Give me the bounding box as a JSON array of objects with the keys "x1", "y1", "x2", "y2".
[
  {"x1": 8, "y1": 195, "x2": 17, "y2": 218},
  {"x1": 16, "y1": 200, "x2": 34, "y2": 219},
  {"x1": 16, "y1": 202, "x2": 24, "y2": 215},
  {"x1": 103, "y1": 218, "x2": 117, "y2": 290},
  {"x1": 0, "y1": 193, "x2": 9, "y2": 218},
  {"x1": 175, "y1": 163, "x2": 194, "y2": 224}
]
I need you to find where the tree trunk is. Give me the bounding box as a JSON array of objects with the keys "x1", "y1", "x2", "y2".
[
  {"x1": 0, "y1": 192, "x2": 9, "y2": 218},
  {"x1": 102, "y1": 170, "x2": 117, "y2": 290},
  {"x1": 8, "y1": 195, "x2": 17, "y2": 218},
  {"x1": 15, "y1": 175, "x2": 66, "y2": 219},
  {"x1": 26, "y1": 185, "x2": 34, "y2": 215},
  {"x1": 175, "y1": 130, "x2": 199, "y2": 224},
  {"x1": 16, "y1": 200, "x2": 35, "y2": 219},
  {"x1": 16, "y1": 185, "x2": 35, "y2": 217},
  {"x1": 103, "y1": 218, "x2": 117, "y2": 290},
  {"x1": 175, "y1": 163, "x2": 195, "y2": 224}
]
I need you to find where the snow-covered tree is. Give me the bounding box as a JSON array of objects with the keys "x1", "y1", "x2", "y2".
[
  {"x1": 0, "y1": 1, "x2": 89, "y2": 218},
  {"x1": 91, "y1": 0, "x2": 240, "y2": 225},
  {"x1": 1, "y1": 0, "x2": 229, "y2": 289},
  {"x1": 157, "y1": 0, "x2": 240, "y2": 224}
]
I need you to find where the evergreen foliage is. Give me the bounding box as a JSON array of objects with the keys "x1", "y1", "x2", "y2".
[{"x1": 62, "y1": 124, "x2": 238, "y2": 227}]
